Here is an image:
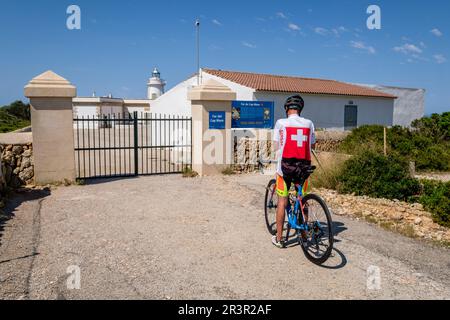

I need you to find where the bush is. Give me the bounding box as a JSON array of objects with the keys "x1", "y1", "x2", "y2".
[
  {"x1": 339, "y1": 125, "x2": 385, "y2": 154},
  {"x1": 336, "y1": 151, "x2": 421, "y2": 201},
  {"x1": 182, "y1": 167, "x2": 198, "y2": 178},
  {"x1": 339, "y1": 113, "x2": 450, "y2": 172},
  {"x1": 2, "y1": 100, "x2": 31, "y2": 120},
  {"x1": 0, "y1": 100, "x2": 31, "y2": 133},
  {"x1": 419, "y1": 180, "x2": 450, "y2": 228}
]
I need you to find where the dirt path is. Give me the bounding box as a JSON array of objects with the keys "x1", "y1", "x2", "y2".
[{"x1": 0, "y1": 174, "x2": 449, "y2": 300}]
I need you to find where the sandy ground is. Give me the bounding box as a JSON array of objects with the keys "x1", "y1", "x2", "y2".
[{"x1": 0, "y1": 174, "x2": 449, "y2": 300}]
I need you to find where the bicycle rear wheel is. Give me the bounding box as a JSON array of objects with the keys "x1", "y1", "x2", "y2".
[
  {"x1": 298, "y1": 194, "x2": 334, "y2": 265},
  {"x1": 264, "y1": 179, "x2": 277, "y2": 235}
]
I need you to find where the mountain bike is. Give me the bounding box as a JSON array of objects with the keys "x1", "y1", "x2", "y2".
[{"x1": 263, "y1": 162, "x2": 334, "y2": 265}]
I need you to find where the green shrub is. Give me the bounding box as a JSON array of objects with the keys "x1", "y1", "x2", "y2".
[
  {"x1": 0, "y1": 109, "x2": 31, "y2": 133},
  {"x1": 2, "y1": 100, "x2": 31, "y2": 120},
  {"x1": 221, "y1": 166, "x2": 236, "y2": 175},
  {"x1": 419, "y1": 180, "x2": 450, "y2": 228},
  {"x1": 182, "y1": 167, "x2": 199, "y2": 178},
  {"x1": 336, "y1": 151, "x2": 421, "y2": 201},
  {"x1": 339, "y1": 113, "x2": 450, "y2": 172},
  {"x1": 339, "y1": 125, "x2": 385, "y2": 154}
]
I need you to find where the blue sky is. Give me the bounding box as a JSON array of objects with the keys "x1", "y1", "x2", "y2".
[{"x1": 0, "y1": 0, "x2": 449, "y2": 114}]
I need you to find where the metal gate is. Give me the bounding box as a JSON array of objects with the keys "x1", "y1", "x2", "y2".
[{"x1": 73, "y1": 112, "x2": 192, "y2": 179}]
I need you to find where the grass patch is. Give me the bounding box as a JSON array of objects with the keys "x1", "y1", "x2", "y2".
[
  {"x1": 182, "y1": 167, "x2": 199, "y2": 178},
  {"x1": 221, "y1": 166, "x2": 236, "y2": 176}
]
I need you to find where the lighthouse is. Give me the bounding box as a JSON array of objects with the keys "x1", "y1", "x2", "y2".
[{"x1": 147, "y1": 67, "x2": 166, "y2": 100}]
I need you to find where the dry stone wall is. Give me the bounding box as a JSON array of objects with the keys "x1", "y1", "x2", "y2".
[{"x1": 0, "y1": 143, "x2": 34, "y2": 190}]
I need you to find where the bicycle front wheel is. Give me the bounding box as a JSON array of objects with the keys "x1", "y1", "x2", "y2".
[
  {"x1": 298, "y1": 194, "x2": 334, "y2": 265},
  {"x1": 264, "y1": 179, "x2": 277, "y2": 235}
]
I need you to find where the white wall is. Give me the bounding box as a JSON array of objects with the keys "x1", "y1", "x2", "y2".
[
  {"x1": 372, "y1": 86, "x2": 424, "y2": 127},
  {"x1": 74, "y1": 105, "x2": 98, "y2": 118},
  {"x1": 254, "y1": 92, "x2": 394, "y2": 130},
  {"x1": 149, "y1": 77, "x2": 196, "y2": 116},
  {"x1": 149, "y1": 70, "x2": 255, "y2": 117}
]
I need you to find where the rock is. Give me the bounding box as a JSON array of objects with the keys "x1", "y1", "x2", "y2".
[
  {"x1": 416, "y1": 231, "x2": 425, "y2": 238},
  {"x1": 391, "y1": 212, "x2": 404, "y2": 221},
  {"x1": 414, "y1": 218, "x2": 422, "y2": 225},
  {"x1": 18, "y1": 166, "x2": 34, "y2": 182},
  {"x1": 20, "y1": 157, "x2": 32, "y2": 171},
  {"x1": 362, "y1": 211, "x2": 373, "y2": 217},
  {"x1": 5, "y1": 145, "x2": 12, "y2": 151},
  {"x1": 22, "y1": 149, "x2": 32, "y2": 157},
  {"x1": 13, "y1": 167, "x2": 20, "y2": 175},
  {"x1": 12, "y1": 146, "x2": 23, "y2": 156}
]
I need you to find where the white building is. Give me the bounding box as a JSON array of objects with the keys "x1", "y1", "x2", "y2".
[
  {"x1": 72, "y1": 67, "x2": 166, "y2": 119},
  {"x1": 150, "y1": 68, "x2": 425, "y2": 130},
  {"x1": 73, "y1": 96, "x2": 150, "y2": 119}
]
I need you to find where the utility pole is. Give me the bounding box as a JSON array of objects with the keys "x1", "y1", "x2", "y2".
[{"x1": 195, "y1": 18, "x2": 201, "y2": 85}]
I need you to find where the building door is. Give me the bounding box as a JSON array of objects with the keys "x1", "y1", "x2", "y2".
[{"x1": 344, "y1": 105, "x2": 358, "y2": 130}]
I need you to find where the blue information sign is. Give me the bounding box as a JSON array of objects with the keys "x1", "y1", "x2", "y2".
[
  {"x1": 232, "y1": 101, "x2": 274, "y2": 129},
  {"x1": 209, "y1": 111, "x2": 226, "y2": 129}
]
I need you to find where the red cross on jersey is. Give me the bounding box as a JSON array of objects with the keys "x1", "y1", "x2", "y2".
[{"x1": 282, "y1": 127, "x2": 311, "y2": 160}]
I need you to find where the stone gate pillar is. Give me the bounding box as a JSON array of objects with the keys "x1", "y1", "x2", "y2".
[
  {"x1": 24, "y1": 71, "x2": 77, "y2": 184},
  {"x1": 188, "y1": 79, "x2": 237, "y2": 176}
]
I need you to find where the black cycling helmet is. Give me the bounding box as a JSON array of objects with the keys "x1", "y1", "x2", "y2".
[{"x1": 284, "y1": 95, "x2": 305, "y2": 114}]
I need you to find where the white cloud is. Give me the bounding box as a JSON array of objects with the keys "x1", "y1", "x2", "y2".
[
  {"x1": 350, "y1": 41, "x2": 376, "y2": 54},
  {"x1": 331, "y1": 26, "x2": 348, "y2": 37},
  {"x1": 433, "y1": 54, "x2": 447, "y2": 64},
  {"x1": 242, "y1": 41, "x2": 256, "y2": 49},
  {"x1": 393, "y1": 43, "x2": 423, "y2": 55},
  {"x1": 288, "y1": 23, "x2": 301, "y2": 31},
  {"x1": 276, "y1": 12, "x2": 287, "y2": 19},
  {"x1": 314, "y1": 27, "x2": 329, "y2": 36},
  {"x1": 431, "y1": 28, "x2": 443, "y2": 37},
  {"x1": 420, "y1": 41, "x2": 426, "y2": 48},
  {"x1": 212, "y1": 19, "x2": 222, "y2": 26}
]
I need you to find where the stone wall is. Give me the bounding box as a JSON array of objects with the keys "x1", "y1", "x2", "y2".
[
  {"x1": 0, "y1": 144, "x2": 34, "y2": 189},
  {"x1": 315, "y1": 131, "x2": 350, "y2": 153}
]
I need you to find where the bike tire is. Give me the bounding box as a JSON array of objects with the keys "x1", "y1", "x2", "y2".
[
  {"x1": 298, "y1": 193, "x2": 334, "y2": 265},
  {"x1": 264, "y1": 179, "x2": 277, "y2": 236}
]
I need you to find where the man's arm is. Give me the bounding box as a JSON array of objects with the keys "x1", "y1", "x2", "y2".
[
  {"x1": 273, "y1": 121, "x2": 281, "y2": 154},
  {"x1": 311, "y1": 122, "x2": 316, "y2": 150}
]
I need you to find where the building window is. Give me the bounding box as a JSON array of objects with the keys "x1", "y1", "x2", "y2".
[{"x1": 344, "y1": 105, "x2": 358, "y2": 130}]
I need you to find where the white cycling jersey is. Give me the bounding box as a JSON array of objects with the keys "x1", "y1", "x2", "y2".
[{"x1": 273, "y1": 114, "x2": 316, "y2": 176}]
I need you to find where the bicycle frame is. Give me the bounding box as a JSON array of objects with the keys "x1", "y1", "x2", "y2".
[{"x1": 286, "y1": 183, "x2": 309, "y2": 232}]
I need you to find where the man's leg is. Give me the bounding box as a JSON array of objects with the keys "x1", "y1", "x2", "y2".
[
  {"x1": 275, "y1": 175, "x2": 289, "y2": 243},
  {"x1": 276, "y1": 196, "x2": 287, "y2": 242}
]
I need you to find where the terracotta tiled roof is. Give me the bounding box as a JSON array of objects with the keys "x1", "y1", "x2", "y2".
[{"x1": 203, "y1": 68, "x2": 396, "y2": 99}]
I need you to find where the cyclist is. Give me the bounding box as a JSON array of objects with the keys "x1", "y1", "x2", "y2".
[{"x1": 272, "y1": 95, "x2": 316, "y2": 248}]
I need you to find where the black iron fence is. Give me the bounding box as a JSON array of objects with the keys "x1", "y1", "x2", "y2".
[{"x1": 73, "y1": 112, "x2": 192, "y2": 179}]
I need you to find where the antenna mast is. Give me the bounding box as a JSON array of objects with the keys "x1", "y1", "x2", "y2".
[{"x1": 195, "y1": 18, "x2": 201, "y2": 85}]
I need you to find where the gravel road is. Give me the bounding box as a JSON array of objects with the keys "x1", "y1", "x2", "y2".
[{"x1": 0, "y1": 174, "x2": 449, "y2": 300}]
